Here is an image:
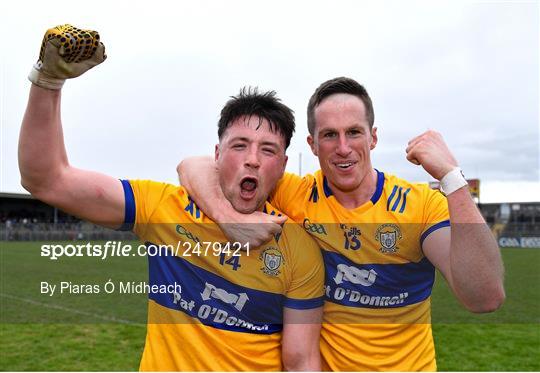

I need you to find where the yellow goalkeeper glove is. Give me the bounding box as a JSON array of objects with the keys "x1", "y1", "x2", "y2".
[{"x1": 28, "y1": 24, "x2": 106, "y2": 90}]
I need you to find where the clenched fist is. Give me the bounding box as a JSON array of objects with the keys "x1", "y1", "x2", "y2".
[
  {"x1": 28, "y1": 24, "x2": 106, "y2": 90},
  {"x1": 405, "y1": 130, "x2": 459, "y2": 180}
]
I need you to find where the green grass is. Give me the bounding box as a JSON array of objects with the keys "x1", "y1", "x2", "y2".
[
  {"x1": 1, "y1": 242, "x2": 539, "y2": 371},
  {"x1": 431, "y1": 247, "x2": 540, "y2": 371},
  {"x1": 0, "y1": 324, "x2": 144, "y2": 371},
  {"x1": 0, "y1": 241, "x2": 148, "y2": 324},
  {"x1": 431, "y1": 248, "x2": 540, "y2": 324},
  {"x1": 433, "y1": 324, "x2": 540, "y2": 371},
  {"x1": 0, "y1": 240, "x2": 148, "y2": 371}
]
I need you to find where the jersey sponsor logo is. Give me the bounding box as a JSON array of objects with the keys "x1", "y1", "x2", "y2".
[
  {"x1": 333, "y1": 264, "x2": 377, "y2": 286},
  {"x1": 201, "y1": 282, "x2": 249, "y2": 311},
  {"x1": 259, "y1": 247, "x2": 284, "y2": 276},
  {"x1": 303, "y1": 218, "x2": 327, "y2": 235},
  {"x1": 375, "y1": 223, "x2": 402, "y2": 253},
  {"x1": 322, "y1": 251, "x2": 435, "y2": 308},
  {"x1": 325, "y1": 285, "x2": 409, "y2": 307},
  {"x1": 340, "y1": 224, "x2": 361, "y2": 250},
  {"x1": 148, "y1": 249, "x2": 283, "y2": 333},
  {"x1": 172, "y1": 289, "x2": 272, "y2": 333}
]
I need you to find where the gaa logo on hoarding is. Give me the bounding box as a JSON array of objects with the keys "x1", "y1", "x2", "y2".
[
  {"x1": 498, "y1": 237, "x2": 520, "y2": 247},
  {"x1": 499, "y1": 236, "x2": 540, "y2": 248}
]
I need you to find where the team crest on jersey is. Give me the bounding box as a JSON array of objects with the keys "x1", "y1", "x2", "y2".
[
  {"x1": 375, "y1": 224, "x2": 402, "y2": 253},
  {"x1": 259, "y1": 247, "x2": 283, "y2": 276}
]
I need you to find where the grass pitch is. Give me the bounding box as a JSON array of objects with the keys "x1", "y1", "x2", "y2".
[
  {"x1": 431, "y1": 248, "x2": 540, "y2": 371},
  {"x1": 1, "y1": 242, "x2": 539, "y2": 371}
]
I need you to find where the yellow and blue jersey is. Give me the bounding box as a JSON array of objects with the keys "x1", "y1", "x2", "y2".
[
  {"x1": 271, "y1": 169, "x2": 450, "y2": 371},
  {"x1": 120, "y1": 180, "x2": 325, "y2": 371}
]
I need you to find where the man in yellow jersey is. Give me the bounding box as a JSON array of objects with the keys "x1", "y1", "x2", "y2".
[
  {"x1": 19, "y1": 25, "x2": 325, "y2": 371},
  {"x1": 177, "y1": 77, "x2": 506, "y2": 371}
]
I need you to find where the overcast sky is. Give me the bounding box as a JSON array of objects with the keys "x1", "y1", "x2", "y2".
[{"x1": 1, "y1": 0, "x2": 538, "y2": 203}]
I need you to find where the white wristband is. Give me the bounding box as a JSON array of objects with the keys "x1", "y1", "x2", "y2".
[
  {"x1": 28, "y1": 64, "x2": 65, "y2": 90},
  {"x1": 440, "y1": 167, "x2": 468, "y2": 196}
]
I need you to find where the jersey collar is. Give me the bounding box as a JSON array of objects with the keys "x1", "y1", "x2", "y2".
[{"x1": 322, "y1": 169, "x2": 385, "y2": 205}]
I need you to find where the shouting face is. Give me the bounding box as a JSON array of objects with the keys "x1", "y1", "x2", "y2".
[{"x1": 216, "y1": 115, "x2": 288, "y2": 213}]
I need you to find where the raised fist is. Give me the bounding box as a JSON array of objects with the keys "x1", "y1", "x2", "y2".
[
  {"x1": 28, "y1": 24, "x2": 106, "y2": 90},
  {"x1": 405, "y1": 130, "x2": 459, "y2": 180}
]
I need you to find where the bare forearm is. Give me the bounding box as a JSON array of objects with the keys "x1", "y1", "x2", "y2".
[
  {"x1": 447, "y1": 187, "x2": 505, "y2": 312},
  {"x1": 19, "y1": 85, "x2": 68, "y2": 194},
  {"x1": 178, "y1": 156, "x2": 237, "y2": 221},
  {"x1": 177, "y1": 157, "x2": 287, "y2": 246}
]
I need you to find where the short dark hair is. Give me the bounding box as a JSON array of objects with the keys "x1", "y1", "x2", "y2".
[
  {"x1": 307, "y1": 77, "x2": 374, "y2": 136},
  {"x1": 218, "y1": 87, "x2": 295, "y2": 149}
]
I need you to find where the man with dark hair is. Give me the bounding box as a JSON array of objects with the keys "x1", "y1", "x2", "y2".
[
  {"x1": 19, "y1": 25, "x2": 324, "y2": 371},
  {"x1": 218, "y1": 87, "x2": 295, "y2": 149},
  {"x1": 307, "y1": 77, "x2": 375, "y2": 135},
  {"x1": 178, "y1": 76, "x2": 505, "y2": 371}
]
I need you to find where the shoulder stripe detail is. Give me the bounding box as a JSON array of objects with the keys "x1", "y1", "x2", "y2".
[
  {"x1": 185, "y1": 196, "x2": 201, "y2": 219},
  {"x1": 420, "y1": 220, "x2": 451, "y2": 246},
  {"x1": 119, "y1": 180, "x2": 135, "y2": 231},
  {"x1": 309, "y1": 181, "x2": 319, "y2": 202},
  {"x1": 370, "y1": 169, "x2": 385, "y2": 204},
  {"x1": 283, "y1": 296, "x2": 324, "y2": 310},
  {"x1": 323, "y1": 177, "x2": 333, "y2": 197},
  {"x1": 386, "y1": 184, "x2": 411, "y2": 213},
  {"x1": 399, "y1": 188, "x2": 411, "y2": 213},
  {"x1": 391, "y1": 187, "x2": 403, "y2": 211},
  {"x1": 387, "y1": 185, "x2": 398, "y2": 211}
]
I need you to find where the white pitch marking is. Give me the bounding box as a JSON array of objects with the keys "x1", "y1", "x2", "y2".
[{"x1": 0, "y1": 293, "x2": 143, "y2": 326}]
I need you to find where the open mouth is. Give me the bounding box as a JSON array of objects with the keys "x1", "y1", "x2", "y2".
[
  {"x1": 240, "y1": 177, "x2": 258, "y2": 198},
  {"x1": 334, "y1": 161, "x2": 356, "y2": 170}
]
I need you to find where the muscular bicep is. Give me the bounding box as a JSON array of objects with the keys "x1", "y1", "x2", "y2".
[
  {"x1": 35, "y1": 166, "x2": 125, "y2": 229},
  {"x1": 19, "y1": 86, "x2": 126, "y2": 229},
  {"x1": 423, "y1": 226, "x2": 453, "y2": 285}
]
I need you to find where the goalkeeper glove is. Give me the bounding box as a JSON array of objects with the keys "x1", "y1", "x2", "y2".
[{"x1": 28, "y1": 24, "x2": 106, "y2": 90}]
